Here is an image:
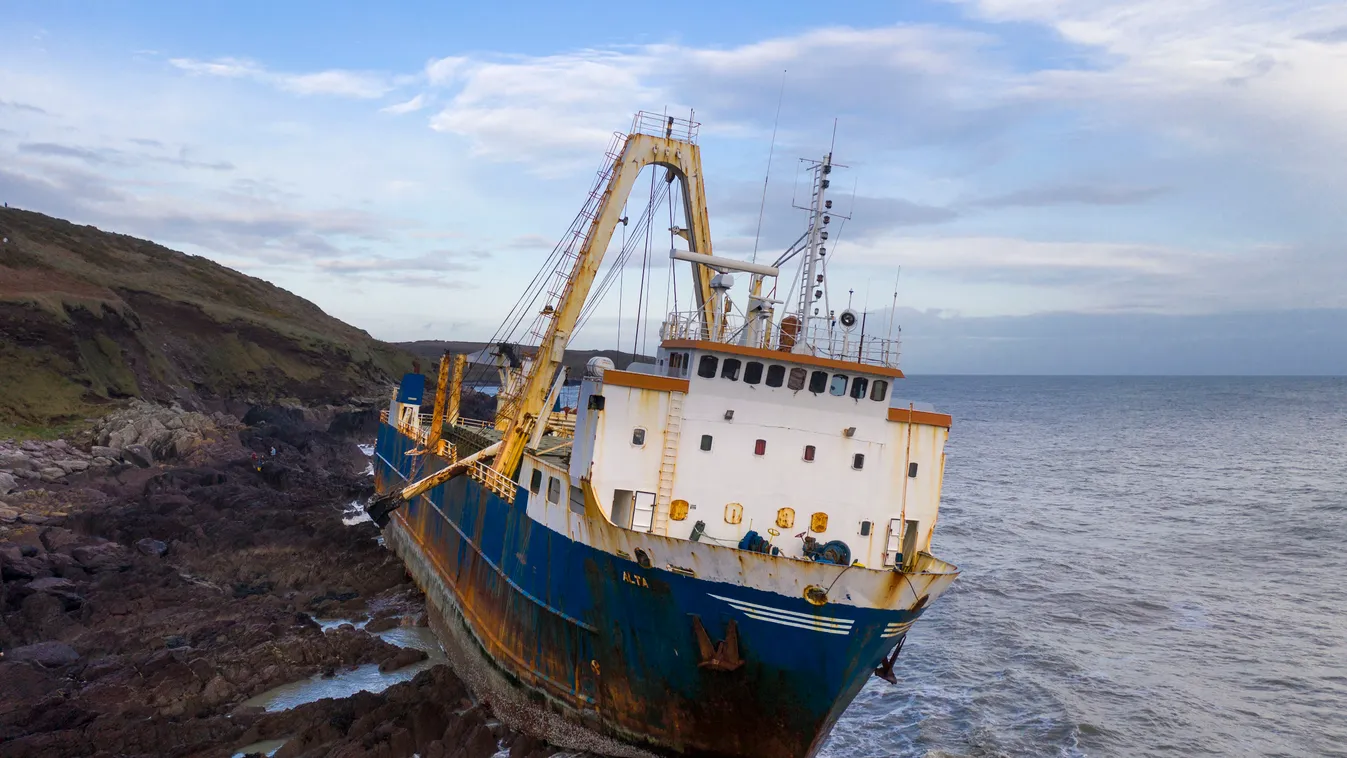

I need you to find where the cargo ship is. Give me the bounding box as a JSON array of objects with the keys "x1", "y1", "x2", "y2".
[{"x1": 367, "y1": 112, "x2": 960, "y2": 758}]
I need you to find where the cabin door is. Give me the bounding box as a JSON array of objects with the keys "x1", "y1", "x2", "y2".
[{"x1": 630, "y1": 490, "x2": 657, "y2": 532}]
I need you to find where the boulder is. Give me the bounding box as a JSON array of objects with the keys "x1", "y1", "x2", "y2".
[
  {"x1": 6, "y1": 641, "x2": 80, "y2": 667},
  {"x1": 377, "y1": 647, "x2": 428, "y2": 673},
  {"x1": 55, "y1": 459, "x2": 90, "y2": 475},
  {"x1": 72, "y1": 543, "x2": 132, "y2": 573},
  {"x1": 90, "y1": 446, "x2": 121, "y2": 460},
  {"x1": 0, "y1": 506, "x2": 17, "y2": 523},
  {"x1": 0, "y1": 453, "x2": 34, "y2": 472},
  {"x1": 91, "y1": 457, "x2": 116, "y2": 467},
  {"x1": 0, "y1": 471, "x2": 17, "y2": 495},
  {"x1": 124, "y1": 444, "x2": 154, "y2": 468},
  {"x1": 18, "y1": 512, "x2": 50, "y2": 525},
  {"x1": 38, "y1": 467, "x2": 65, "y2": 482},
  {"x1": 40, "y1": 527, "x2": 83, "y2": 554},
  {"x1": 135, "y1": 538, "x2": 168, "y2": 557}
]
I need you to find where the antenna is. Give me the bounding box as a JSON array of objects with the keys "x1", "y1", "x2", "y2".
[
  {"x1": 887, "y1": 269, "x2": 901, "y2": 341},
  {"x1": 829, "y1": 118, "x2": 838, "y2": 157},
  {"x1": 751, "y1": 70, "x2": 787, "y2": 264}
]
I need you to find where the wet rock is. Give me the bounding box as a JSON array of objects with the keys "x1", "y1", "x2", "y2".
[
  {"x1": 377, "y1": 647, "x2": 428, "y2": 672},
  {"x1": 364, "y1": 616, "x2": 400, "y2": 633},
  {"x1": 123, "y1": 444, "x2": 153, "y2": 468},
  {"x1": 0, "y1": 471, "x2": 17, "y2": 495},
  {"x1": 135, "y1": 538, "x2": 168, "y2": 557},
  {"x1": 7, "y1": 640, "x2": 80, "y2": 667}
]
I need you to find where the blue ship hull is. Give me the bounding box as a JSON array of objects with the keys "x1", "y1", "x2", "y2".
[{"x1": 373, "y1": 421, "x2": 924, "y2": 758}]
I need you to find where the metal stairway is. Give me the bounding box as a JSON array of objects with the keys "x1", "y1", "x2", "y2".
[{"x1": 651, "y1": 391, "x2": 686, "y2": 535}]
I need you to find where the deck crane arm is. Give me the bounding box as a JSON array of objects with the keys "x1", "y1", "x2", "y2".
[{"x1": 494, "y1": 123, "x2": 713, "y2": 479}]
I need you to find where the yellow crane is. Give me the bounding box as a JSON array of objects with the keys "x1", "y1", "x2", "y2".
[{"x1": 372, "y1": 114, "x2": 715, "y2": 513}]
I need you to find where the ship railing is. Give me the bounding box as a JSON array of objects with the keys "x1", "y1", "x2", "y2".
[
  {"x1": 454, "y1": 416, "x2": 495, "y2": 430},
  {"x1": 630, "y1": 111, "x2": 699, "y2": 144},
  {"x1": 469, "y1": 461, "x2": 517, "y2": 503},
  {"x1": 380, "y1": 409, "x2": 389, "y2": 424},
  {"x1": 659, "y1": 310, "x2": 901, "y2": 371}
]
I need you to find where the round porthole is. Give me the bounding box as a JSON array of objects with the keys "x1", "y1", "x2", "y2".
[{"x1": 634, "y1": 548, "x2": 653, "y2": 569}]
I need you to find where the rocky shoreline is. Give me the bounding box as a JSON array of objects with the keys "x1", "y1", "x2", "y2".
[{"x1": 0, "y1": 402, "x2": 566, "y2": 758}]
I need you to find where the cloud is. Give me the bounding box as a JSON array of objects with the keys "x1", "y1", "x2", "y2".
[
  {"x1": 381, "y1": 93, "x2": 426, "y2": 115},
  {"x1": 18, "y1": 141, "x2": 233, "y2": 171},
  {"x1": 422, "y1": 24, "x2": 1025, "y2": 164},
  {"x1": 169, "y1": 57, "x2": 395, "y2": 98},
  {"x1": 970, "y1": 184, "x2": 1168, "y2": 208},
  {"x1": 314, "y1": 249, "x2": 485, "y2": 275},
  {"x1": 0, "y1": 100, "x2": 48, "y2": 115}
]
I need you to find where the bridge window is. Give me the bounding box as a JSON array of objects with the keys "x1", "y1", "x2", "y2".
[
  {"x1": 754, "y1": 439, "x2": 766, "y2": 456},
  {"x1": 766, "y1": 365, "x2": 785, "y2": 387},
  {"x1": 788, "y1": 367, "x2": 807, "y2": 391},
  {"x1": 809, "y1": 370, "x2": 828, "y2": 394},
  {"x1": 871, "y1": 380, "x2": 888, "y2": 402},
  {"x1": 632, "y1": 427, "x2": 646, "y2": 447},
  {"x1": 852, "y1": 453, "x2": 865, "y2": 470},
  {"x1": 721, "y1": 358, "x2": 742, "y2": 381},
  {"x1": 829, "y1": 374, "x2": 848, "y2": 396},
  {"x1": 850, "y1": 377, "x2": 869, "y2": 400},
  {"x1": 547, "y1": 476, "x2": 562, "y2": 503},
  {"x1": 744, "y1": 361, "x2": 764, "y2": 385},
  {"x1": 803, "y1": 445, "x2": 816, "y2": 462},
  {"x1": 697, "y1": 355, "x2": 718, "y2": 378},
  {"x1": 700, "y1": 434, "x2": 713, "y2": 452},
  {"x1": 530, "y1": 468, "x2": 543, "y2": 493}
]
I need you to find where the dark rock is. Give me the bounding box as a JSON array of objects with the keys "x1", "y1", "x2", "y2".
[
  {"x1": 19, "y1": 545, "x2": 39, "y2": 558},
  {"x1": 364, "y1": 616, "x2": 399, "y2": 633},
  {"x1": 6, "y1": 641, "x2": 80, "y2": 667},
  {"x1": 123, "y1": 444, "x2": 154, "y2": 468},
  {"x1": 24, "y1": 576, "x2": 76, "y2": 594},
  {"x1": 164, "y1": 635, "x2": 187, "y2": 649},
  {"x1": 377, "y1": 646, "x2": 428, "y2": 672},
  {"x1": 71, "y1": 543, "x2": 132, "y2": 573},
  {"x1": 3, "y1": 554, "x2": 51, "y2": 581},
  {"x1": 40, "y1": 527, "x2": 83, "y2": 554},
  {"x1": 135, "y1": 538, "x2": 168, "y2": 557}
]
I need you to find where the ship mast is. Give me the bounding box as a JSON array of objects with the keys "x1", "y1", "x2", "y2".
[
  {"x1": 794, "y1": 152, "x2": 833, "y2": 350},
  {"x1": 492, "y1": 114, "x2": 716, "y2": 479}
]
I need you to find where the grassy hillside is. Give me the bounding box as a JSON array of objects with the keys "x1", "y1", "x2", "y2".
[{"x1": 0, "y1": 208, "x2": 416, "y2": 433}]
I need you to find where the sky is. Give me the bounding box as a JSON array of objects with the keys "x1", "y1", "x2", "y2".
[{"x1": 2, "y1": 0, "x2": 1346, "y2": 373}]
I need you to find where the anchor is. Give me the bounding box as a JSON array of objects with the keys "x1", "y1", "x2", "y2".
[
  {"x1": 691, "y1": 616, "x2": 744, "y2": 672},
  {"x1": 874, "y1": 634, "x2": 905, "y2": 684}
]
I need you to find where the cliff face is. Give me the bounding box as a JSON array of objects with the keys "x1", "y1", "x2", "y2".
[{"x1": 0, "y1": 208, "x2": 414, "y2": 432}]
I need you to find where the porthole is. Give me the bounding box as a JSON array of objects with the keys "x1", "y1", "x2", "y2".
[
  {"x1": 803, "y1": 444, "x2": 816, "y2": 462},
  {"x1": 809, "y1": 371, "x2": 828, "y2": 394},
  {"x1": 721, "y1": 358, "x2": 742, "y2": 381},
  {"x1": 852, "y1": 453, "x2": 865, "y2": 470},
  {"x1": 829, "y1": 374, "x2": 848, "y2": 396},
  {"x1": 871, "y1": 380, "x2": 888, "y2": 402},
  {"x1": 697, "y1": 355, "x2": 718, "y2": 378},
  {"x1": 908, "y1": 461, "x2": 919, "y2": 478},
  {"x1": 850, "y1": 377, "x2": 868, "y2": 400},
  {"x1": 724, "y1": 502, "x2": 743, "y2": 525},
  {"x1": 788, "y1": 367, "x2": 807, "y2": 391},
  {"x1": 754, "y1": 439, "x2": 766, "y2": 456},
  {"x1": 631, "y1": 427, "x2": 646, "y2": 447},
  {"x1": 766, "y1": 365, "x2": 785, "y2": 387},
  {"x1": 547, "y1": 476, "x2": 562, "y2": 503},
  {"x1": 700, "y1": 434, "x2": 713, "y2": 452},
  {"x1": 744, "y1": 361, "x2": 764, "y2": 385},
  {"x1": 530, "y1": 469, "x2": 543, "y2": 493}
]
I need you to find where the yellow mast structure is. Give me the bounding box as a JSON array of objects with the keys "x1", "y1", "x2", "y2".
[
  {"x1": 378, "y1": 113, "x2": 714, "y2": 507},
  {"x1": 494, "y1": 115, "x2": 714, "y2": 479}
]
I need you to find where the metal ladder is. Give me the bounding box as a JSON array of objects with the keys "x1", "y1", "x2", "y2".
[{"x1": 650, "y1": 391, "x2": 685, "y2": 535}]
